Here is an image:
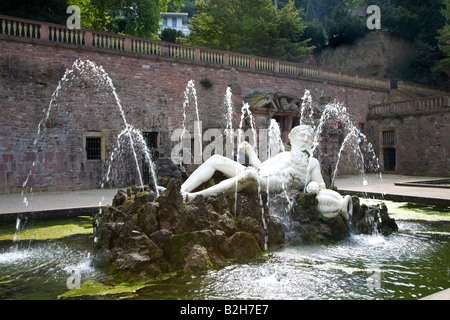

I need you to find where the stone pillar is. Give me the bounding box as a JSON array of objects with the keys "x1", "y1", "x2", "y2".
[
  {"x1": 84, "y1": 30, "x2": 92, "y2": 47},
  {"x1": 40, "y1": 23, "x2": 49, "y2": 41}
]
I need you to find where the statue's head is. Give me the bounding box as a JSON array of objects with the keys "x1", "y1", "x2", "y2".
[{"x1": 289, "y1": 125, "x2": 315, "y2": 149}]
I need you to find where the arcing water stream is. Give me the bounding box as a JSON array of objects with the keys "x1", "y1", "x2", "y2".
[{"x1": 1, "y1": 60, "x2": 448, "y2": 300}]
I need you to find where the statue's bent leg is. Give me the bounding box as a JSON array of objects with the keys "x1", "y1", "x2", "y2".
[{"x1": 181, "y1": 154, "x2": 246, "y2": 193}]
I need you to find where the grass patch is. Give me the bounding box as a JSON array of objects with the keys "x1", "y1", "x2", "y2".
[
  {"x1": 0, "y1": 218, "x2": 93, "y2": 241},
  {"x1": 58, "y1": 279, "x2": 153, "y2": 299}
]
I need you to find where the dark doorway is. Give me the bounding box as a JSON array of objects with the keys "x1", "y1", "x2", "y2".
[
  {"x1": 142, "y1": 132, "x2": 159, "y2": 184},
  {"x1": 383, "y1": 148, "x2": 396, "y2": 171}
]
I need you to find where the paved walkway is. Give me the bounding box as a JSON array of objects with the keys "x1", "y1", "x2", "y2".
[
  {"x1": 334, "y1": 173, "x2": 450, "y2": 205},
  {"x1": 0, "y1": 188, "x2": 119, "y2": 215},
  {"x1": 0, "y1": 174, "x2": 448, "y2": 217}
]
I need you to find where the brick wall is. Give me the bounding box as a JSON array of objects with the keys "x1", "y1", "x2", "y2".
[
  {"x1": 0, "y1": 37, "x2": 389, "y2": 193},
  {"x1": 368, "y1": 109, "x2": 450, "y2": 176}
]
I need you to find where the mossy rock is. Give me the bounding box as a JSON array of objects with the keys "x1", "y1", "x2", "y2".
[
  {"x1": 293, "y1": 193, "x2": 319, "y2": 221},
  {"x1": 227, "y1": 231, "x2": 262, "y2": 260},
  {"x1": 0, "y1": 219, "x2": 92, "y2": 241},
  {"x1": 324, "y1": 216, "x2": 349, "y2": 241},
  {"x1": 183, "y1": 244, "x2": 214, "y2": 273},
  {"x1": 133, "y1": 191, "x2": 150, "y2": 209},
  {"x1": 376, "y1": 203, "x2": 399, "y2": 235},
  {"x1": 58, "y1": 279, "x2": 152, "y2": 299},
  {"x1": 169, "y1": 230, "x2": 215, "y2": 267}
]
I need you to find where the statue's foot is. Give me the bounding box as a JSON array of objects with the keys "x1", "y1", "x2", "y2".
[{"x1": 180, "y1": 189, "x2": 196, "y2": 202}]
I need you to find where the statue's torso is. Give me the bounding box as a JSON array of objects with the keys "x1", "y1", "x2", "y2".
[{"x1": 257, "y1": 151, "x2": 310, "y2": 191}]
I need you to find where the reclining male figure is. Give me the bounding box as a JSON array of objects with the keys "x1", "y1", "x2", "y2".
[{"x1": 180, "y1": 125, "x2": 326, "y2": 199}]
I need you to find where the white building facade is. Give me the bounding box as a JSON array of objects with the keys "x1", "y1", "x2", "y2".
[{"x1": 160, "y1": 12, "x2": 190, "y2": 36}]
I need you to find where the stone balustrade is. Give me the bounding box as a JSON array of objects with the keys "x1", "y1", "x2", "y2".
[
  {"x1": 397, "y1": 81, "x2": 448, "y2": 97},
  {"x1": 369, "y1": 95, "x2": 450, "y2": 116},
  {"x1": 0, "y1": 14, "x2": 392, "y2": 90}
]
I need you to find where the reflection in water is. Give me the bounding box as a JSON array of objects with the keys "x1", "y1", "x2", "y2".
[
  {"x1": 183, "y1": 226, "x2": 449, "y2": 300},
  {"x1": 134, "y1": 218, "x2": 449, "y2": 300},
  {"x1": 0, "y1": 208, "x2": 449, "y2": 300},
  {"x1": 0, "y1": 236, "x2": 95, "y2": 300}
]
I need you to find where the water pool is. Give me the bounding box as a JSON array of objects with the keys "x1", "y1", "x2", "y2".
[{"x1": 0, "y1": 200, "x2": 448, "y2": 300}]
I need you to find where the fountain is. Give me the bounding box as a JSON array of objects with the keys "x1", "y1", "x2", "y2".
[
  {"x1": 305, "y1": 98, "x2": 383, "y2": 190},
  {"x1": 104, "y1": 124, "x2": 159, "y2": 196},
  {"x1": 180, "y1": 80, "x2": 202, "y2": 165},
  {"x1": 14, "y1": 61, "x2": 450, "y2": 301},
  {"x1": 86, "y1": 79, "x2": 403, "y2": 280},
  {"x1": 236, "y1": 102, "x2": 268, "y2": 250}
]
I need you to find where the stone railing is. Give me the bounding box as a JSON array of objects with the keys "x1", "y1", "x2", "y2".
[
  {"x1": 369, "y1": 95, "x2": 450, "y2": 116},
  {"x1": 397, "y1": 81, "x2": 449, "y2": 97},
  {"x1": 0, "y1": 14, "x2": 391, "y2": 90}
]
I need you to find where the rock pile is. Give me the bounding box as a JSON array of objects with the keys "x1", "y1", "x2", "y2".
[{"x1": 92, "y1": 179, "x2": 397, "y2": 280}]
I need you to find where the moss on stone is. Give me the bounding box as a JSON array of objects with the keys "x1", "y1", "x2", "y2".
[
  {"x1": 0, "y1": 220, "x2": 92, "y2": 241},
  {"x1": 58, "y1": 279, "x2": 152, "y2": 299}
]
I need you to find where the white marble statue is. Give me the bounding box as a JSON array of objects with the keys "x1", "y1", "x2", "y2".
[{"x1": 178, "y1": 124, "x2": 352, "y2": 220}]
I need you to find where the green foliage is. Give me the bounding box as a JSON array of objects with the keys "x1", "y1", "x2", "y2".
[
  {"x1": 168, "y1": 0, "x2": 197, "y2": 16},
  {"x1": 0, "y1": 0, "x2": 68, "y2": 24},
  {"x1": 388, "y1": 35, "x2": 442, "y2": 86},
  {"x1": 160, "y1": 28, "x2": 185, "y2": 43},
  {"x1": 304, "y1": 0, "x2": 317, "y2": 21},
  {"x1": 435, "y1": 0, "x2": 450, "y2": 73},
  {"x1": 67, "y1": 0, "x2": 111, "y2": 31},
  {"x1": 297, "y1": 0, "x2": 344, "y2": 22},
  {"x1": 301, "y1": 18, "x2": 326, "y2": 51},
  {"x1": 200, "y1": 77, "x2": 213, "y2": 88},
  {"x1": 1, "y1": 0, "x2": 447, "y2": 85},
  {"x1": 67, "y1": 0, "x2": 183, "y2": 38},
  {"x1": 325, "y1": 4, "x2": 368, "y2": 47},
  {"x1": 368, "y1": 0, "x2": 447, "y2": 86},
  {"x1": 188, "y1": 0, "x2": 313, "y2": 62},
  {"x1": 273, "y1": 0, "x2": 313, "y2": 61},
  {"x1": 372, "y1": 0, "x2": 444, "y2": 45},
  {"x1": 90, "y1": 0, "x2": 164, "y2": 38}
]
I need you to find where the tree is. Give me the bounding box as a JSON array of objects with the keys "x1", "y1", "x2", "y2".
[
  {"x1": 67, "y1": 0, "x2": 183, "y2": 38},
  {"x1": 436, "y1": 0, "x2": 450, "y2": 74},
  {"x1": 187, "y1": 0, "x2": 240, "y2": 51},
  {"x1": 67, "y1": 0, "x2": 111, "y2": 31},
  {"x1": 371, "y1": 0, "x2": 444, "y2": 45},
  {"x1": 160, "y1": 27, "x2": 185, "y2": 42},
  {"x1": 388, "y1": 35, "x2": 442, "y2": 86},
  {"x1": 0, "y1": 0, "x2": 67, "y2": 24},
  {"x1": 325, "y1": 4, "x2": 368, "y2": 47},
  {"x1": 271, "y1": 0, "x2": 313, "y2": 61},
  {"x1": 304, "y1": 0, "x2": 317, "y2": 21},
  {"x1": 188, "y1": 0, "x2": 313, "y2": 62},
  {"x1": 302, "y1": 19, "x2": 326, "y2": 51},
  {"x1": 167, "y1": 0, "x2": 197, "y2": 16},
  {"x1": 309, "y1": 0, "x2": 344, "y2": 22},
  {"x1": 90, "y1": 0, "x2": 165, "y2": 38},
  {"x1": 369, "y1": 0, "x2": 446, "y2": 86}
]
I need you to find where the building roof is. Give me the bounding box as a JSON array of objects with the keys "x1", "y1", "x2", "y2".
[{"x1": 160, "y1": 12, "x2": 189, "y2": 23}]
